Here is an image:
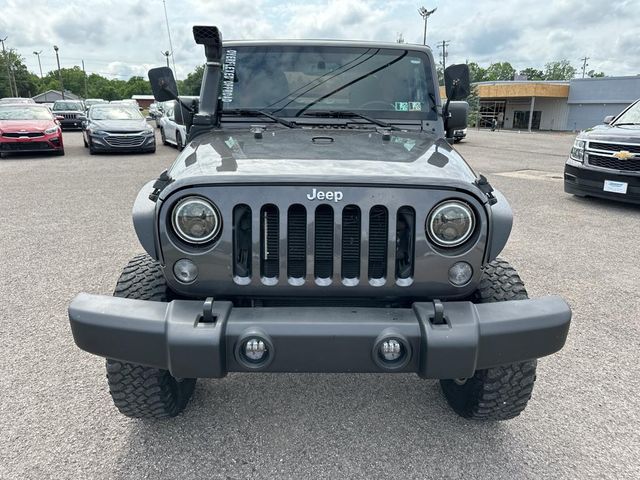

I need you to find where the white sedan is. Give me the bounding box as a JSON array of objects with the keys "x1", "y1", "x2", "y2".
[{"x1": 158, "y1": 101, "x2": 187, "y2": 151}]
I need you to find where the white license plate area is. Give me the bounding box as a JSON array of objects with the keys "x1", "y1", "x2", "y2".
[{"x1": 603, "y1": 180, "x2": 628, "y2": 194}]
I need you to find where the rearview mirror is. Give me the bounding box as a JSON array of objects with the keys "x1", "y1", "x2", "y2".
[
  {"x1": 444, "y1": 64, "x2": 471, "y2": 101},
  {"x1": 603, "y1": 115, "x2": 614, "y2": 125},
  {"x1": 148, "y1": 67, "x2": 179, "y2": 102}
]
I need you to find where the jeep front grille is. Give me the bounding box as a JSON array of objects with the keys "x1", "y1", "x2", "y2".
[{"x1": 232, "y1": 203, "x2": 416, "y2": 286}]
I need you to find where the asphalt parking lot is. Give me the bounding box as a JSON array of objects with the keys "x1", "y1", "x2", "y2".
[{"x1": 1, "y1": 127, "x2": 639, "y2": 479}]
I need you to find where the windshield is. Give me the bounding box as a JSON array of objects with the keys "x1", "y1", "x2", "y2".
[
  {"x1": 90, "y1": 106, "x2": 143, "y2": 120},
  {"x1": 220, "y1": 46, "x2": 437, "y2": 120},
  {"x1": 53, "y1": 101, "x2": 83, "y2": 111},
  {"x1": 0, "y1": 105, "x2": 53, "y2": 120},
  {"x1": 614, "y1": 101, "x2": 640, "y2": 125}
]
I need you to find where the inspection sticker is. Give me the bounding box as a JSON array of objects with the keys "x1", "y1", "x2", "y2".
[{"x1": 603, "y1": 180, "x2": 628, "y2": 194}]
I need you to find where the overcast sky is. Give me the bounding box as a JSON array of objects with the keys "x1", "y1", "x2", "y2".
[{"x1": 1, "y1": 0, "x2": 638, "y2": 80}]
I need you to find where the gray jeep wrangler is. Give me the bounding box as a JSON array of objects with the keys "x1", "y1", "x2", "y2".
[{"x1": 69, "y1": 26, "x2": 571, "y2": 421}]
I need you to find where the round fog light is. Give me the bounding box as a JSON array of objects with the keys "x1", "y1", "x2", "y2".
[
  {"x1": 174, "y1": 259, "x2": 198, "y2": 283},
  {"x1": 380, "y1": 339, "x2": 402, "y2": 362},
  {"x1": 449, "y1": 261, "x2": 473, "y2": 286},
  {"x1": 243, "y1": 338, "x2": 268, "y2": 362}
]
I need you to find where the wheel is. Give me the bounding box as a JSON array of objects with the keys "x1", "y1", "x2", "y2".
[
  {"x1": 440, "y1": 258, "x2": 537, "y2": 421},
  {"x1": 160, "y1": 127, "x2": 168, "y2": 145},
  {"x1": 176, "y1": 131, "x2": 184, "y2": 151},
  {"x1": 105, "y1": 254, "x2": 196, "y2": 419}
]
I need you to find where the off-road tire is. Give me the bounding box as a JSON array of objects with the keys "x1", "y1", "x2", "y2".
[
  {"x1": 440, "y1": 258, "x2": 537, "y2": 421},
  {"x1": 105, "y1": 254, "x2": 196, "y2": 419}
]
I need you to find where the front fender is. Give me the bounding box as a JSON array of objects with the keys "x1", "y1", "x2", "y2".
[
  {"x1": 132, "y1": 180, "x2": 159, "y2": 260},
  {"x1": 488, "y1": 188, "x2": 513, "y2": 261}
]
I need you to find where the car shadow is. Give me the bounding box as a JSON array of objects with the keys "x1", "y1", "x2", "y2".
[
  {"x1": 567, "y1": 194, "x2": 640, "y2": 212},
  {"x1": 111, "y1": 374, "x2": 529, "y2": 478}
]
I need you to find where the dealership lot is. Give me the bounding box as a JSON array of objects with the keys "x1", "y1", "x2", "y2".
[{"x1": 1, "y1": 129, "x2": 638, "y2": 479}]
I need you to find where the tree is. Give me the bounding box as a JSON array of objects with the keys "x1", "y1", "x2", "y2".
[
  {"x1": 518, "y1": 67, "x2": 544, "y2": 80},
  {"x1": 0, "y1": 49, "x2": 40, "y2": 97},
  {"x1": 485, "y1": 62, "x2": 515, "y2": 81},
  {"x1": 178, "y1": 65, "x2": 204, "y2": 95},
  {"x1": 121, "y1": 76, "x2": 152, "y2": 98},
  {"x1": 587, "y1": 70, "x2": 605, "y2": 78},
  {"x1": 544, "y1": 60, "x2": 576, "y2": 80},
  {"x1": 466, "y1": 61, "x2": 487, "y2": 83}
]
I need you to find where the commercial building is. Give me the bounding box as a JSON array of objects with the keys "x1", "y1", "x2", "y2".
[{"x1": 446, "y1": 75, "x2": 640, "y2": 132}]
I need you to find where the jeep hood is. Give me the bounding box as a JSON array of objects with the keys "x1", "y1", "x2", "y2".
[{"x1": 164, "y1": 128, "x2": 479, "y2": 196}]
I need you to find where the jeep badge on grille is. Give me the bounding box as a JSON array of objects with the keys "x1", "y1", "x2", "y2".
[{"x1": 306, "y1": 188, "x2": 343, "y2": 202}]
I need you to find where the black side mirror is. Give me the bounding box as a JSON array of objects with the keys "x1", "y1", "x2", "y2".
[
  {"x1": 148, "y1": 67, "x2": 179, "y2": 102},
  {"x1": 444, "y1": 64, "x2": 471, "y2": 101},
  {"x1": 446, "y1": 101, "x2": 468, "y2": 133},
  {"x1": 174, "y1": 97, "x2": 200, "y2": 132},
  {"x1": 603, "y1": 115, "x2": 614, "y2": 125}
]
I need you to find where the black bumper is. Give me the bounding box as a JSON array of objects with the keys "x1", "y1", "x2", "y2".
[
  {"x1": 564, "y1": 163, "x2": 640, "y2": 204},
  {"x1": 59, "y1": 119, "x2": 83, "y2": 129},
  {"x1": 69, "y1": 293, "x2": 571, "y2": 379}
]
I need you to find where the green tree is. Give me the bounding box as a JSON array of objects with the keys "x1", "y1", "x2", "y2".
[
  {"x1": 466, "y1": 61, "x2": 487, "y2": 83},
  {"x1": 519, "y1": 67, "x2": 544, "y2": 80},
  {"x1": 485, "y1": 62, "x2": 515, "y2": 81},
  {"x1": 0, "y1": 49, "x2": 40, "y2": 97},
  {"x1": 178, "y1": 64, "x2": 205, "y2": 95},
  {"x1": 544, "y1": 60, "x2": 576, "y2": 80},
  {"x1": 587, "y1": 70, "x2": 605, "y2": 78},
  {"x1": 120, "y1": 76, "x2": 152, "y2": 98}
]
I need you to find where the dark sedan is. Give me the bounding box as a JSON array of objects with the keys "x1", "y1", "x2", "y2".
[{"x1": 82, "y1": 104, "x2": 156, "y2": 154}]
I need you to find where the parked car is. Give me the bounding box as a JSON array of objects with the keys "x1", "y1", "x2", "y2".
[
  {"x1": 0, "y1": 97, "x2": 35, "y2": 105},
  {"x1": 148, "y1": 102, "x2": 163, "y2": 119},
  {"x1": 69, "y1": 27, "x2": 571, "y2": 421},
  {"x1": 0, "y1": 103, "x2": 64, "y2": 157},
  {"x1": 565, "y1": 98, "x2": 640, "y2": 204},
  {"x1": 84, "y1": 98, "x2": 107, "y2": 111},
  {"x1": 51, "y1": 100, "x2": 85, "y2": 130},
  {"x1": 159, "y1": 99, "x2": 197, "y2": 150},
  {"x1": 453, "y1": 128, "x2": 467, "y2": 143},
  {"x1": 82, "y1": 103, "x2": 155, "y2": 154},
  {"x1": 42, "y1": 102, "x2": 55, "y2": 111}
]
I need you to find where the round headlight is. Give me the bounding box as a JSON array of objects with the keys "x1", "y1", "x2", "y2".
[
  {"x1": 172, "y1": 197, "x2": 221, "y2": 244},
  {"x1": 427, "y1": 200, "x2": 475, "y2": 248}
]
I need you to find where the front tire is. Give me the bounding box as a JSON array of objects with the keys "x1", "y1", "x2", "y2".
[
  {"x1": 440, "y1": 258, "x2": 537, "y2": 421},
  {"x1": 105, "y1": 254, "x2": 196, "y2": 419}
]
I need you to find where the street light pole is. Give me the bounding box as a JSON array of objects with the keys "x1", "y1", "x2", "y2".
[
  {"x1": 1, "y1": 36, "x2": 17, "y2": 97},
  {"x1": 418, "y1": 7, "x2": 437, "y2": 45},
  {"x1": 53, "y1": 45, "x2": 65, "y2": 99},
  {"x1": 162, "y1": 50, "x2": 171, "y2": 68},
  {"x1": 33, "y1": 50, "x2": 43, "y2": 78}
]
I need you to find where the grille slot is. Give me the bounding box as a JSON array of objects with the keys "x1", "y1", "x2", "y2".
[
  {"x1": 0, "y1": 141, "x2": 50, "y2": 151},
  {"x1": 341, "y1": 205, "x2": 361, "y2": 279},
  {"x1": 260, "y1": 205, "x2": 279, "y2": 278},
  {"x1": 588, "y1": 153, "x2": 640, "y2": 172},
  {"x1": 589, "y1": 142, "x2": 640, "y2": 154},
  {"x1": 314, "y1": 205, "x2": 334, "y2": 279},
  {"x1": 104, "y1": 134, "x2": 146, "y2": 147},
  {"x1": 395, "y1": 206, "x2": 415, "y2": 280},
  {"x1": 2, "y1": 132, "x2": 44, "y2": 138},
  {"x1": 368, "y1": 206, "x2": 388, "y2": 280},
  {"x1": 287, "y1": 205, "x2": 307, "y2": 279},
  {"x1": 232, "y1": 205, "x2": 252, "y2": 278}
]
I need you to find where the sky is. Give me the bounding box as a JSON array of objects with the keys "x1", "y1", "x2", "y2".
[{"x1": 0, "y1": 0, "x2": 638, "y2": 81}]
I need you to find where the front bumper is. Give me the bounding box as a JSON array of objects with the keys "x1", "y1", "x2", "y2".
[
  {"x1": 69, "y1": 293, "x2": 571, "y2": 379},
  {"x1": 89, "y1": 133, "x2": 156, "y2": 152},
  {"x1": 0, "y1": 134, "x2": 63, "y2": 153},
  {"x1": 564, "y1": 162, "x2": 640, "y2": 204},
  {"x1": 59, "y1": 118, "x2": 83, "y2": 129}
]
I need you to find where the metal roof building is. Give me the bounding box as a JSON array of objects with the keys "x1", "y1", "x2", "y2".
[{"x1": 32, "y1": 90, "x2": 80, "y2": 103}]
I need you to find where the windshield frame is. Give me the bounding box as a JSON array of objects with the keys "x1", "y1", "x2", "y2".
[
  {"x1": 613, "y1": 99, "x2": 640, "y2": 126},
  {"x1": 219, "y1": 43, "x2": 440, "y2": 123}
]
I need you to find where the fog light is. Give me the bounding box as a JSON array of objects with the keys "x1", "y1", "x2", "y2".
[
  {"x1": 449, "y1": 262, "x2": 473, "y2": 286},
  {"x1": 243, "y1": 338, "x2": 267, "y2": 362},
  {"x1": 173, "y1": 259, "x2": 198, "y2": 283},
  {"x1": 380, "y1": 339, "x2": 402, "y2": 362}
]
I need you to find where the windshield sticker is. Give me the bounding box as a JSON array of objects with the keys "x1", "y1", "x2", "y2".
[
  {"x1": 394, "y1": 101, "x2": 422, "y2": 112},
  {"x1": 222, "y1": 49, "x2": 237, "y2": 103}
]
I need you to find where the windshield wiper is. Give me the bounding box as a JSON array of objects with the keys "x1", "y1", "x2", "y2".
[
  {"x1": 222, "y1": 109, "x2": 298, "y2": 128},
  {"x1": 614, "y1": 122, "x2": 640, "y2": 126},
  {"x1": 302, "y1": 111, "x2": 401, "y2": 130}
]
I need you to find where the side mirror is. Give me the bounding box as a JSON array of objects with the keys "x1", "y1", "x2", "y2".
[
  {"x1": 603, "y1": 115, "x2": 614, "y2": 125},
  {"x1": 148, "y1": 66, "x2": 179, "y2": 102},
  {"x1": 446, "y1": 101, "x2": 468, "y2": 135},
  {"x1": 174, "y1": 97, "x2": 199, "y2": 132},
  {"x1": 444, "y1": 64, "x2": 471, "y2": 101}
]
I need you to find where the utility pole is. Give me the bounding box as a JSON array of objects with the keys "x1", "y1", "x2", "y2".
[
  {"x1": 33, "y1": 50, "x2": 43, "y2": 78},
  {"x1": 162, "y1": 50, "x2": 171, "y2": 68},
  {"x1": 1, "y1": 37, "x2": 17, "y2": 97},
  {"x1": 580, "y1": 56, "x2": 590, "y2": 78},
  {"x1": 439, "y1": 40, "x2": 450, "y2": 71},
  {"x1": 81, "y1": 59, "x2": 88, "y2": 99},
  {"x1": 53, "y1": 45, "x2": 65, "y2": 99},
  {"x1": 418, "y1": 7, "x2": 437, "y2": 45}
]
